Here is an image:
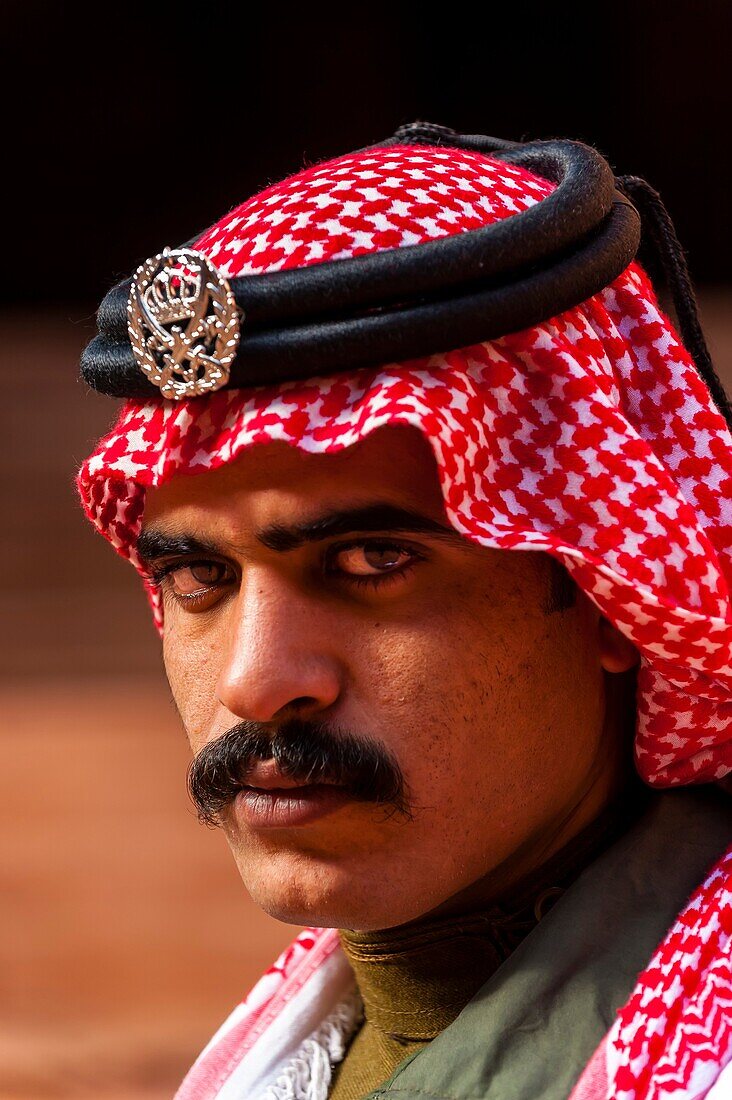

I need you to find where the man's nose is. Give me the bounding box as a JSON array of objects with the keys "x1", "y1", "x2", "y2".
[{"x1": 215, "y1": 569, "x2": 344, "y2": 723}]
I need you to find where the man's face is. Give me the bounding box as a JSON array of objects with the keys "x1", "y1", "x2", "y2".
[{"x1": 142, "y1": 425, "x2": 632, "y2": 930}]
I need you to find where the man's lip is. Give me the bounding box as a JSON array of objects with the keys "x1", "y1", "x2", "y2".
[
  {"x1": 233, "y1": 784, "x2": 352, "y2": 829},
  {"x1": 242, "y1": 759, "x2": 333, "y2": 791}
]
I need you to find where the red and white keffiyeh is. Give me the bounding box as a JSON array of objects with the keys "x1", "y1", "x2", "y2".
[{"x1": 78, "y1": 144, "x2": 732, "y2": 1099}]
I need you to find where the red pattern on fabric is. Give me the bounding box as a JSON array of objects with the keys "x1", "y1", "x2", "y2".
[
  {"x1": 607, "y1": 846, "x2": 732, "y2": 1099},
  {"x1": 194, "y1": 145, "x2": 551, "y2": 276}
]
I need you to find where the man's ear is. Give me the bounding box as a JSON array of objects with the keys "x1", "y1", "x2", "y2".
[{"x1": 599, "y1": 616, "x2": 639, "y2": 674}]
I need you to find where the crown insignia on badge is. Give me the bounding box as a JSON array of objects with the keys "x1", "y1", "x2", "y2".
[{"x1": 127, "y1": 247, "x2": 240, "y2": 400}]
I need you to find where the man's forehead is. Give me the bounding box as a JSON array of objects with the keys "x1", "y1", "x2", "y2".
[{"x1": 142, "y1": 425, "x2": 448, "y2": 537}]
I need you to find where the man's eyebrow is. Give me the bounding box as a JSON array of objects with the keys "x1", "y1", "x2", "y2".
[
  {"x1": 136, "y1": 530, "x2": 221, "y2": 566},
  {"x1": 258, "y1": 504, "x2": 458, "y2": 552},
  {"x1": 137, "y1": 504, "x2": 459, "y2": 563}
]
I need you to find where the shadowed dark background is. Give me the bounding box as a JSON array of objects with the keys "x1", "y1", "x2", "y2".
[{"x1": 2, "y1": 3, "x2": 730, "y2": 1097}]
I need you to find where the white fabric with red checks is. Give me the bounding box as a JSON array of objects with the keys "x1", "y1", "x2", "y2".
[{"x1": 78, "y1": 145, "x2": 732, "y2": 1099}]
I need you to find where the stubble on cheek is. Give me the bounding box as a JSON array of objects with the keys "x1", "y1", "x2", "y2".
[{"x1": 162, "y1": 624, "x2": 225, "y2": 753}]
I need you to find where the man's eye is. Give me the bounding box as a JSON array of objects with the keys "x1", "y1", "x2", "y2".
[
  {"x1": 330, "y1": 543, "x2": 416, "y2": 578},
  {"x1": 164, "y1": 561, "x2": 232, "y2": 597}
]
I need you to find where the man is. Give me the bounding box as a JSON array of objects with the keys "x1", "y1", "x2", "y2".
[{"x1": 78, "y1": 124, "x2": 732, "y2": 1099}]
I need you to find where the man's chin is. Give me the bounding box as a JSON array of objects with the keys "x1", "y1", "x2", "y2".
[
  {"x1": 234, "y1": 859, "x2": 458, "y2": 933},
  {"x1": 221, "y1": 811, "x2": 448, "y2": 930},
  {"x1": 244, "y1": 891, "x2": 408, "y2": 932},
  {"x1": 235, "y1": 854, "x2": 366, "y2": 928},
  {"x1": 230, "y1": 847, "x2": 414, "y2": 930}
]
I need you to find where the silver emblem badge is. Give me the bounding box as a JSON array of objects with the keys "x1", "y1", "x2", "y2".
[{"x1": 127, "y1": 247, "x2": 240, "y2": 400}]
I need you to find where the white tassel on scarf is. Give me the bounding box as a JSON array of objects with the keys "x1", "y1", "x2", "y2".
[{"x1": 260, "y1": 989, "x2": 363, "y2": 1100}]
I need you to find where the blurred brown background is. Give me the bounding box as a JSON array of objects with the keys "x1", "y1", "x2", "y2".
[{"x1": 2, "y1": 3, "x2": 731, "y2": 1098}]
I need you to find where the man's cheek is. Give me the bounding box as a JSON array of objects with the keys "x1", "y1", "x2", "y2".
[{"x1": 163, "y1": 639, "x2": 220, "y2": 751}]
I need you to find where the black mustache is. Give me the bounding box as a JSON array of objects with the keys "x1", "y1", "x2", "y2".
[{"x1": 187, "y1": 719, "x2": 410, "y2": 826}]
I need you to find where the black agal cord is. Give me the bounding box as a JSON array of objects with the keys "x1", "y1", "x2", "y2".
[{"x1": 80, "y1": 122, "x2": 729, "y2": 426}]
